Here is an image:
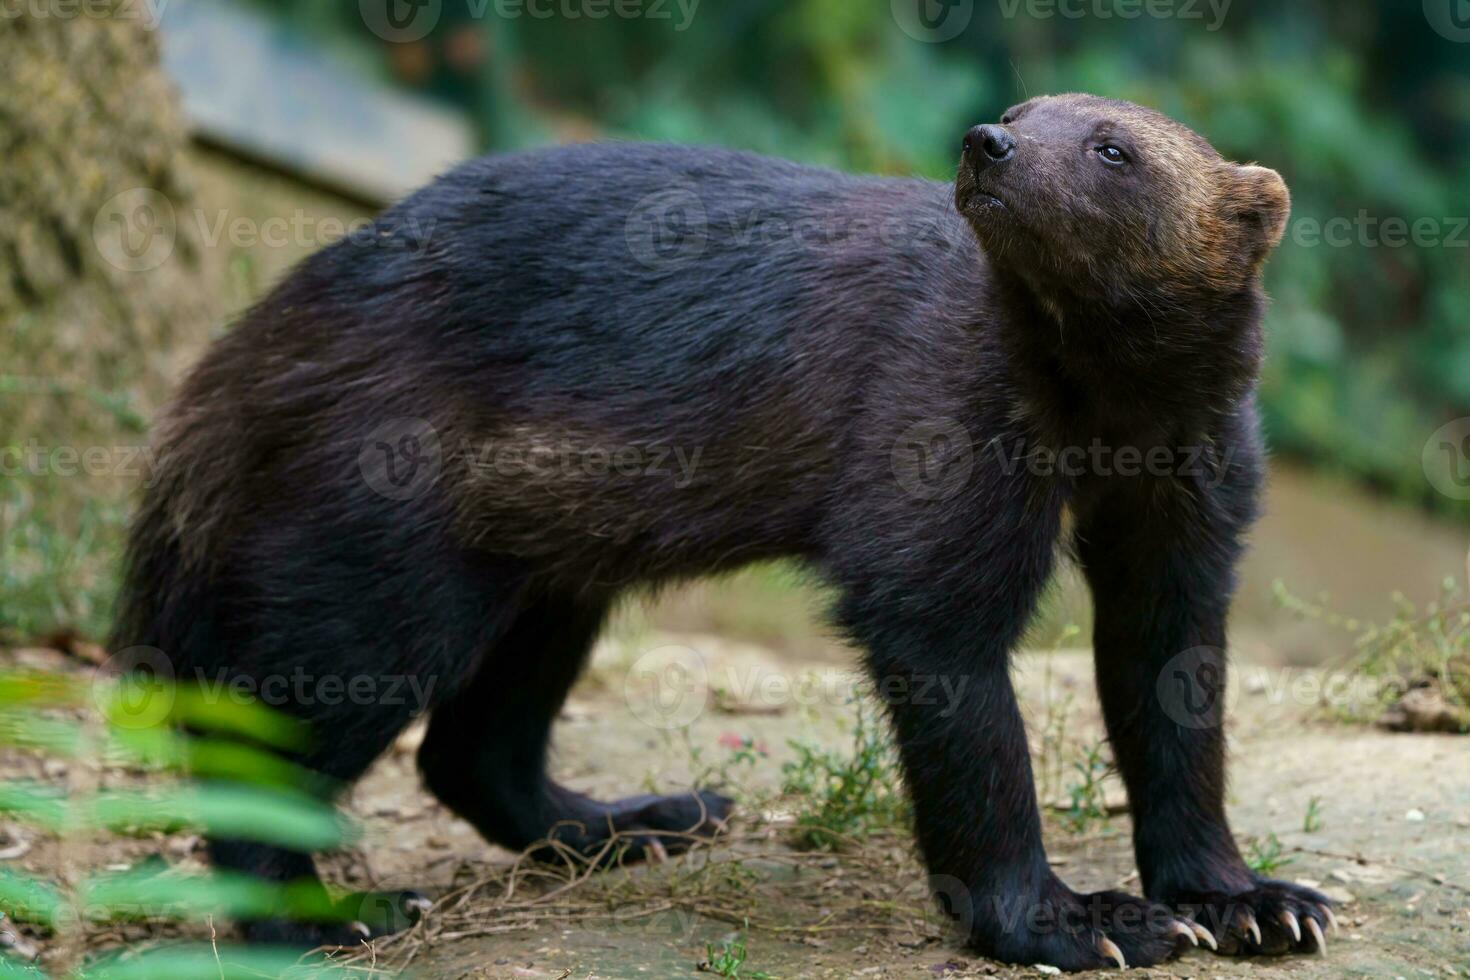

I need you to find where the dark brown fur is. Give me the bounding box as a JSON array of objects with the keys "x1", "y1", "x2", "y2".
[{"x1": 112, "y1": 94, "x2": 1327, "y2": 969}]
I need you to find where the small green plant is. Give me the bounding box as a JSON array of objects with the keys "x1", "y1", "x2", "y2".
[
  {"x1": 1274, "y1": 575, "x2": 1470, "y2": 726},
  {"x1": 1303, "y1": 796, "x2": 1324, "y2": 833},
  {"x1": 0, "y1": 495, "x2": 123, "y2": 644},
  {"x1": 659, "y1": 729, "x2": 767, "y2": 808},
  {"x1": 699, "y1": 934, "x2": 772, "y2": 979},
  {"x1": 1061, "y1": 739, "x2": 1111, "y2": 834},
  {"x1": 1035, "y1": 624, "x2": 1081, "y2": 804},
  {"x1": 780, "y1": 697, "x2": 909, "y2": 850},
  {"x1": 1245, "y1": 832, "x2": 1294, "y2": 875}
]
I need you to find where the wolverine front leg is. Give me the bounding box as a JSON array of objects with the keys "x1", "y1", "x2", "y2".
[
  {"x1": 1073, "y1": 438, "x2": 1334, "y2": 957},
  {"x1": 828, "y1": 463, "x2": 1195, "y2": 970}
]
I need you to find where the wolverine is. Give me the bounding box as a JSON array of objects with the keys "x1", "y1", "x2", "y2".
[{"x1": 112, "y1": 93, "x2": 1333, "y2": 970}]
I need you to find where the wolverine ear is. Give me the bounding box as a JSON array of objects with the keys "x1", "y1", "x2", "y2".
[{"x1": 1229, "y1": 164, "x2": 1291, "y2": 254}]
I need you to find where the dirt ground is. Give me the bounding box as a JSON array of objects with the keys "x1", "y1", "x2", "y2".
[
  {"x1": 306, "y1": 628, "x2": 1469, "y2": 980},
  {"x1": 2, "y1": 594, "x2": 1466, "y2": 977}
]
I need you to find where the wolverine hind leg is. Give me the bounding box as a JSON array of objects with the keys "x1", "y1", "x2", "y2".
[{"x1": 417, "y1": 590, "x2": 732, "y2": 865}]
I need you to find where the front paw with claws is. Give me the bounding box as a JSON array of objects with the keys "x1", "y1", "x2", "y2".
[
  {"x1": 1167, "y1": 877, "x2": 1335, "y2": 957},
  {"x1": 978, "y1": 884, "x2": 1201, "y2": 971}
]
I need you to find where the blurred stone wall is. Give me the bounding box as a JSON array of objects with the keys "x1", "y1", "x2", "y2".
[{"x1": 0, "y1": 7, "x2": 367, "y2": 639}]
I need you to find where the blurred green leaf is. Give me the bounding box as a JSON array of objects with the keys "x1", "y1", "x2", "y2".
[
  {"x1": 0, "y1": 869, "x2": 65, "y2": 927},
  {"x1": 77, "y1": 867, "x2": 340, "y2": 924},
  {"x1": 85, "y1": 785, "x2": 352, "y2": 850},
  {"x1": 76, "y1": 945, "x2": 352, "y2": 979}
]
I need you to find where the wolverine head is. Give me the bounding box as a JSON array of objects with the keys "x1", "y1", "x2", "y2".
[{"x1": 954, "y1": 93, "x2": 1289, "y2": 308}]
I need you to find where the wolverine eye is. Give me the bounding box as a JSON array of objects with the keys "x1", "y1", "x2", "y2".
[{"x1": 1096, "y1": 144, "x2": 1127, "y2": 166}]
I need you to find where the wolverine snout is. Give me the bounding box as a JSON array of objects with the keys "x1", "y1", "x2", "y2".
[{"x1": 962, "y1": 123, "x2": 1017, "y2": 178}]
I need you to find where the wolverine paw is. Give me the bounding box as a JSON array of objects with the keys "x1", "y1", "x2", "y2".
[
  {"x1": 535, "y1": 788, "x2": 734, "y2": 866},
  {"x1": 1168, "y1": 878, "x2": 1336, "y2": 957},
  {"x1": 983, "y1": 887, "x2": 1203, "y2": 971},
  {"x1": 603, "y1": 788, "x2": 734, "y2": 863}
]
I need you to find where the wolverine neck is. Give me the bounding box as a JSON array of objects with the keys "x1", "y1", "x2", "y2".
[{"x1": 986, "y1": 263, "x2": 1265, "y2": 446}]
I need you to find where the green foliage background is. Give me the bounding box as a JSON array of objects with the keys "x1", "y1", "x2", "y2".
[
  {"x1": 245, "y1": 0, "x2": 1470, "y2": 517},
  {"x1": 6, "y1": 1, "x2": 1466, "y2": 642}
]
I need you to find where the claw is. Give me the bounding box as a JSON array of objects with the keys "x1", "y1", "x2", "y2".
[
  {"x1": 1168, "y1": 919, "x2": 1198, "y2": 946},
  {"x1": 645, "y1": 837, "x2": 668, "y2": 863},
  {"x1": 1319, "y1": 904, "x2": 1340, "y2": 935},
  {"x1": 1097, "y1": 935, "x2": 1127, "y2": 969},
  {"x1": 1279, "y1": 909, "x2": 1301, "y2": 943},
  {"x1": 1188, "y1": 920, "x2": 1218, "y2": 951},
  {"x1": 1242, "y1": 910, "x2": 1262, "y2": 947},
  {"x1": 1305, "y1": 915, "x2": 1327, "y2": 955}
]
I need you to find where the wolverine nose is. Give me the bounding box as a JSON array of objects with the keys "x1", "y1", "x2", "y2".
[{"x1": 962, "y1": 124, "x2": 1016, "y2": 174}]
